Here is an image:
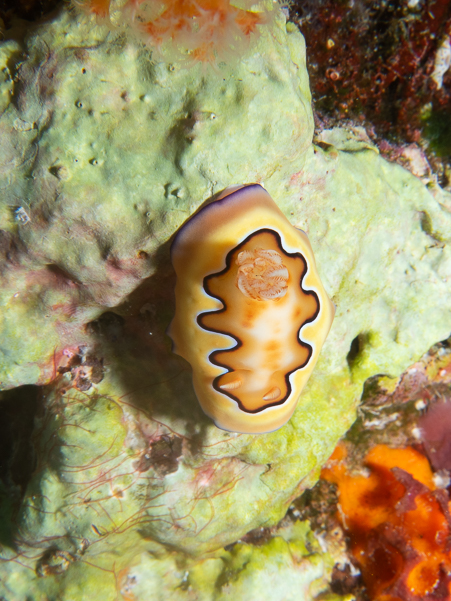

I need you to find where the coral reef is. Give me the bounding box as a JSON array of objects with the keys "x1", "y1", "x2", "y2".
[{"x1": 0, "y1": 1, "x2": 451, "y2": 598}]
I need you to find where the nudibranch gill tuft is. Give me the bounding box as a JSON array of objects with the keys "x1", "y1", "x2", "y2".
[{"x1": 168, "y1": 184, "x2": 335, "y2": 434}]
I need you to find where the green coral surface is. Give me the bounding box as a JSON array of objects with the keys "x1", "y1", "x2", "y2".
[{"x1": 0, "y1": 2, "x2": 451, "y2": 599}]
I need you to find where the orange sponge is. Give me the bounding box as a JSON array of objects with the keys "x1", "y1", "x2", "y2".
[{"x1": 322, "y1": 443, "x2": 451, "y2": 600}]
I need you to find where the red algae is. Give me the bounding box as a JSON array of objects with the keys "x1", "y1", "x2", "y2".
[
  {"x1": 322, "y1": 443, "x2": 451, "y2": 601},
  {"x1": 288, "y1": 0, "x2": 451, "y2": 189},
  {"x1": 290, "y1": 0, "x2": 451, "y2": 141}
]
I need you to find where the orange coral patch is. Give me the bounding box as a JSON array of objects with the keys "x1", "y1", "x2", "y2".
[
  {"x1": 235, "y1": 9, "x2": 267, "y2": 35},
  {"x1": 365, "y1": 445, "x2": 435, "y2": 489},
  {"x1": 137, "y1": 0, "x2": 267, "y2": 63},
  {"x1": 78, "y1": 0, "x2": 111, "y2": 19}
]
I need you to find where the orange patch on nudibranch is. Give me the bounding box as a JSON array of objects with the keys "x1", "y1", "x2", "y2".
[
  {"x1": 322, "y1": 443, "x2": 451, "y2": 600},
  {"x1": 235, "y1": 247, "x2": 289, "y2": 301},
  {"x1": 168, "y1": 184, "x2": 335, "y2": 433}
]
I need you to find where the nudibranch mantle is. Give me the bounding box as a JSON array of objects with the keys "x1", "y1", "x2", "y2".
[{"x1": 168, "y1": 184, "x2": 335, "y2": 434}]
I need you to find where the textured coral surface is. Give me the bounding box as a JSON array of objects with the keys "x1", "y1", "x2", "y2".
[{"x1": 0, "y1": 2, "x2": 451, "y2": 599}]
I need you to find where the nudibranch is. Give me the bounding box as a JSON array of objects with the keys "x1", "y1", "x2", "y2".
[{"x1": 168, "y1": 184, "x2": 335, "y2": 434}]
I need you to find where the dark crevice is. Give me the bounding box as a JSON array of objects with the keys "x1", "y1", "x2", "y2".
[
  {"x1": 86, "y1": 311, "x2": 126, "y2": 342},
  {"x1": 346, "y1": 333, "x2": 370, "y2": 371},
  {"x1": 0, "y1": 385, "x2": 40, "y2": 546},
  {"x1": 347, "y1": 336, "x2": 361, "y2": 368},
  {"x1": 0, "y1": 385, "x2": 39, "y2": 491}
]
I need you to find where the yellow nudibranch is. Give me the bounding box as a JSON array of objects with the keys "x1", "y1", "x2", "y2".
[{"x1": 168, "y1": 184, "x2": 335, "y2": 433}]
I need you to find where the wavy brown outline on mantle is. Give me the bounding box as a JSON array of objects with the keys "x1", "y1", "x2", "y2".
[{"x1": 197, "y1": 229, "x2": 320, "y2": 414}]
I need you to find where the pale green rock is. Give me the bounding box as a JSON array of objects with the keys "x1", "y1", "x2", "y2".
[
  {"x1": 0, "y1": 501, "x2": 352, "y2": 600},
  {"x1": 314, "y1": 125, "x2": 379, "y2": 153},
  {"x1": 0, "y1": 1, "x2": 451, "y2": 599},
  {"x1": 0, "y1": 40, "x2": 22, "y2": 114},
  {"x1": 2, "y1": 357, "x2": 350, "y2": 559}
]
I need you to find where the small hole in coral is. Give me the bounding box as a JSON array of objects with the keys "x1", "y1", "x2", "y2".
[
  {"x1": 75, "y1": 100, "x2": 83, "y2": 108},
  {"x1": 49, "y1": 165, "x2": 61, "y2": 178},
  {"x1": 86, "y1": 312, "x2": 125, "y2": 342},
  {"x1": 346, "y1": 334, "x2": 369, "y2": 370},
  {"x1": 82, "y1": 68, "x2": 87, "y2": 74}
]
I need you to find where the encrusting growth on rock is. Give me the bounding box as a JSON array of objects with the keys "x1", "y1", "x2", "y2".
[{"x1": 76, "y1": 0, "x2": 270, "y2": 65}]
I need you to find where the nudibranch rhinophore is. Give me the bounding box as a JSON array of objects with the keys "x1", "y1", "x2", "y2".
[{"x1": 168, "y1": 184, "x2": 335, "y2": 434}]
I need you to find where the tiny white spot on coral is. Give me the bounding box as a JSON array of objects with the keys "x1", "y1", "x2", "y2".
[
  {"x1": 363, "y1": 413, "x2": 399, "y2": 430},
  {"x1": 433, "y1": 471, "x2": 450, "y2": 489},
  {"x1": 14, "y1": 207, "x2": 30, "y2": 224},
  {"x1": 411, "y1": 426, "x2": 422, "y2": 439}
]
